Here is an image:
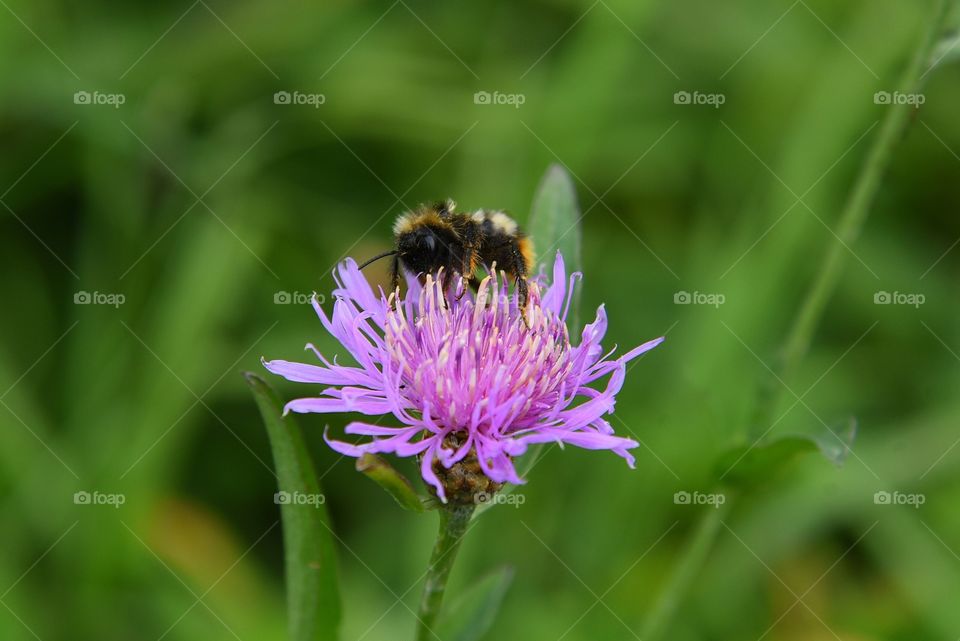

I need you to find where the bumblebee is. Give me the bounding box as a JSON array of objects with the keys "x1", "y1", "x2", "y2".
[{"x1": 360, "y1": 199, "x2": 535, "y2": 309}]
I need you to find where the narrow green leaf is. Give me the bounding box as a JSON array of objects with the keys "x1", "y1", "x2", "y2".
[
  {"x1": 927, "y1": 3, "x2": 960, "y2": 72},
  {"x1": 245, "y1": 373, "x2": 341, "y2": 641},
  {"x1": 477, "y1": 167, "x2": 587, "y2": 503},
  {"x1": 929, "y1": 30, "x2": 960, "y2": 69},
  {"x1": 435, "y1": 566, "x2": 514, "y2": 641},
  {"x1": 716, "y1": 418, "x2": 857, "y2": 486},
  {"x1": 356, "y1": 453, "x2": 427, "y2": 512},
  {"x1": 500, "y1": 165, "x2": 586, "y2": 495},
  {"x1": 528, "y1": 163, "x2": 583, "y2": 279}
]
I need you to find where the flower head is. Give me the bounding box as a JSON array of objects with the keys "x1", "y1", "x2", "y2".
[{"x1": 263, "y1": 252, "x2": 663, "y2": 502}]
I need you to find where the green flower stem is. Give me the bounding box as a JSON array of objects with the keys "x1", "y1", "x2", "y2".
[
  {"x1": 639, "y1": 496, "x2": 731, "y2": 641},
  {"x1": 775, "y1": 0, "x2": 948, "y2": 399},
  {"x1": 642, "y1": 3, "x2": 950, "y2": 640},
  {"x1": 415, "y1": 504, "x2": 475, "y2": 641}
]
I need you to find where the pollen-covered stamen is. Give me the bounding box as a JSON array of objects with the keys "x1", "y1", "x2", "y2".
[{"x1": 384, "y1": 270, "x2": 573, "y2": 436}]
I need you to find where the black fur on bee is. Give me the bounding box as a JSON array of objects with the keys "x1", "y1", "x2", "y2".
[{"x1": 359, "y1": 199, "x2": 535, "y2": 311}]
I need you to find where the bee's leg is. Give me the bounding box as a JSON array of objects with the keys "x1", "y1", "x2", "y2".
[
  {"x1": 516, "y1": 275, "x2": 529, "y2": 311},
  {"x1": 516, "y1": 276, "x2": 531, "y2": 327},
  {"x1": 504, "y1": 242, "x2": 530, "y2": 326},
  {"x1": 390, "y1": 254, "x2": 400, "y2": 291},
  {"x1": 439, "y1": 270, "x2": 452, "y2": 309},
  {"x1": 455, "y1": 247, "x2": 476, "y2": 301},
  {"x1": 485, "y1": 238, "x2": 531, "y2": 325},
  {"x1": 454, "y1": 226, "x2": 479, "y2": 300}
]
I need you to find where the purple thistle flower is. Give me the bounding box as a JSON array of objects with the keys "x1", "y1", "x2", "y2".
[{"x1": 263, "y1": 252, "x2": 663, "y2": 502}]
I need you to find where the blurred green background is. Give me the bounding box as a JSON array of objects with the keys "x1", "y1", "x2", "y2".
[{"x1": 2, "y1": 0, "x2": 959, "y2": 639}]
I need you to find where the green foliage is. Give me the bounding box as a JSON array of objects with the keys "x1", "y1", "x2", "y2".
[
  {"x1": 355, "y1": 454, "x2": 428, "y2": 513},
  {"x1": 528, "y1": 164, "x2": 583, "y2": 275},
  {"x1": 247, "y1": 374, "x2": 341, "y2": 641},
  {"x1": 716, "y1": 419, "x2": 857, "y2": 487},
  {"x1": 528, "y1": 163, "x2": 583, "y2": 331},
  {"x1": 435, "y1": 566, "x2": 514, "y2": 641}
]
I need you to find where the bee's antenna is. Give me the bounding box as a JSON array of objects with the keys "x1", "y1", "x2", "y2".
[{"x1": 358, "y1": 250, "x2": 398, "y2": 270}]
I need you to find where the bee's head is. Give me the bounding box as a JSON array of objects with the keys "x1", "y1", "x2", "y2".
[{"x1": 397, "y1": 225, "x2": 453, "y2": 276}]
